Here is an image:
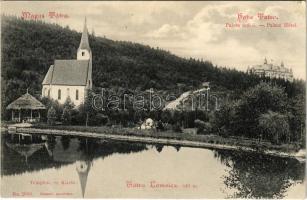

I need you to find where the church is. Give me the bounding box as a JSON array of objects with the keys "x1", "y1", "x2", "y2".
[{"x1": 42, "y1": 18, "x2": 92, "y2": 106}]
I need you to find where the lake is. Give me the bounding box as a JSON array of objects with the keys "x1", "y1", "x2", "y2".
[{"x1": 1, "y1": 133, "x2": 305, "y2": 198}]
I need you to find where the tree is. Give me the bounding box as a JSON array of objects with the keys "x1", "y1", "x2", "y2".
[
  {"x1": 62, "y1": 107, "x2": 72, "y2": 125},
  {"x1": 41, "y1": 97, "x2": 63, "y2": 121},
  {"x1": 234, "y1": 82, "x2": 288, "y2": 138},
  {"x1": 63, "y1": 97, "x2": 75, "y2": 110},
  {"x1": 258, "y1": 111, "x2": 290, "y2": 144},
  {"x1": 161, "y1": 110, "x2": 172, "y2": 124},
  {"x1": 210, "y1": 103, "x2": 236, "y2": 136},
  {"x1": 83, "y1": 90, "x2": 95, "y2": 126},
  {"x1": 61, "y1": 97, "x2": 74, "y2": 125},
  {"x1": 287, "y1": 93, "x2": 305, "y2": 142},
  {"x1": 47, "y1": 106, "x2": 57, "y2": 125}
]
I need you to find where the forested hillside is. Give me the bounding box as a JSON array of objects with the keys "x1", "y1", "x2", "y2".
[{"x1": 1, "y1": 15, "x2": 305, "y2": 119}]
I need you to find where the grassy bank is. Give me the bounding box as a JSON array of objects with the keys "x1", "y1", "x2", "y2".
[{"x1": 30, "y1": 124, "x2": 301, "y2": 153}]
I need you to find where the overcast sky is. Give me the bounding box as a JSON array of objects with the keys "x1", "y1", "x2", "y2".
[{"x1": 2, "y1": 1, "x2": 306, "y2": 79}]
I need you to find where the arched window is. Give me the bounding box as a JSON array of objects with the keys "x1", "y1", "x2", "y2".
[
  {"x1": 76, "y1": 89, "x2": 79, "y2": 100},
  {"x1": 48, "y1": 89, "x2": 50, "y2": 97},
  {"x1": 82, "y1": 51, "x2": 85, "y2": 56},
  {"x1": 89, "y1": 80, "x2": 91, "y2": 86},
  {"x1": 58, "y1": 89, "x2": 61, "y2": 100}
]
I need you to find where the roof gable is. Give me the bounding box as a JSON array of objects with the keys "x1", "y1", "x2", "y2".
[
  {"x1": 42, "y1": 65, "x2": 54, "y2": 85},
  {"x1": 42, "y1": 60, "x2": 89, "y2": 86}
]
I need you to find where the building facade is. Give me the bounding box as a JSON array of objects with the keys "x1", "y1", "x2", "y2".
[
  {"x1": 247, "y1": 58, "x2": 293, "y2": 82},
  {"x1": 42, "y1": 18, "x2": 92, "y2": 106}
]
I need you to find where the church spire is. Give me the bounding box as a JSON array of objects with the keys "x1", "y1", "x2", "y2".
[
  {"x1": 78, "y1": 17, "x2": 91, "y2": 51},
  {"x1": 76, "y1": 160, "x2": 91, "y2": 198}
]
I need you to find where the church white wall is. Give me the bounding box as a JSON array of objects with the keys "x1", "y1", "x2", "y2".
[{"x1": 42, "y1": 85, "x2": 86, "y2": 106}]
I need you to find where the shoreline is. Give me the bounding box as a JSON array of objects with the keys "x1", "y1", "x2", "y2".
[{"x1": 4, "y1": 127, "x2": 305, "y2": 161}]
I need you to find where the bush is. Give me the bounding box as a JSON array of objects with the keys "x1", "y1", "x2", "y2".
[
  {"x1": 91, "y1": 113, "x2": 109, "y2": 126},
  {"x1": 172, "y1": 122, "x2": 182, "y2": 133},
  {"x1": 194, "y1": 119, "x2": 205, "y2": 134},
  {"x1": 194, "y1": 119, "x2": 212, "y2": 134}
]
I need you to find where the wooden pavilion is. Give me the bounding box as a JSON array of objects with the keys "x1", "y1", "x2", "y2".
[{"x1": 6, "y1": 91, "x2": 46, "y2": 123}]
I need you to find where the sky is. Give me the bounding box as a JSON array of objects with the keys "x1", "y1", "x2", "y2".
[{"x1": 1, "y1": 1, "x2": 306, "y2": 79}]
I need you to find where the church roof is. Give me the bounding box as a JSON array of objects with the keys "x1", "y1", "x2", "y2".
[
  {"x1": 78, "y1": 18, "x2": 91, "y2": 51},
  {"x1": 42, "y1": 65, "x2": 54, "y2": 84},
  {"x1": 42, "y1": 60, "x2": 89, "y2": 86},
  {"x1": 6, "y1": 92, "x2": 46, "y2": 110}
]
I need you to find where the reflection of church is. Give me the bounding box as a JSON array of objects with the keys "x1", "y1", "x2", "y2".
[
  {"x1": 76, "y1": 159, "x2": 91, "y2": 198},
  {"x1": 5, "y1": 134, "x2": 93, "y2": 198},
  {"x1": 44, "y1": 137, "x2": 94, "y2": 198},
  {"x1": 3, "y1": 134, "x2": 148, "y2": 198}
]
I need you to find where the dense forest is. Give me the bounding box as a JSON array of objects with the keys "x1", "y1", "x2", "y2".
[
  {"x1": 2, "y1": 15, "x2": 304, "y2": 113},
  {"x1": 1, "y1": 15, "x2": 306, "y2": 145}
]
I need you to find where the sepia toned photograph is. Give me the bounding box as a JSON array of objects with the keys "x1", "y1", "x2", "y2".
[{"x1": 0, "y1": 1, "x2": 306, "y2": 199}]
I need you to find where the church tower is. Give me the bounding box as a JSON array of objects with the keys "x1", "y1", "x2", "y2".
[
  {"x1": 77, "y1": 17, "x2": 92, "y2": 89},
  {"x1": 77, "y1": 17, "x2": 91, "y2": 60}
]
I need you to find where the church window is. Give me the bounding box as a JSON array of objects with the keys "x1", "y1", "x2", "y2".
[
  {"x1": 76, "y1": 89, "x2": 79, "y2": 100},
  {"x1": 82, "y1": 51, "x2": 85, "y2": 56},
  {"x1": 48, "y1": 89, "x2": 50, "y2": 97},
  {"x1": 58, "y1": 89, "x2": 61, "y2": 100}
]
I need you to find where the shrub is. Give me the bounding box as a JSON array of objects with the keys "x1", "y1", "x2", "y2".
[
  {"x1": 91, "y1": 113, "x2": 109, "y2": 126},
  {"x1": 172, "y1": 122, "x2": 182, "y2": 133},
  {"x1": 195, "y1": 119, "x2": 212, "y2": 134},
  {"x1": 194, "y1": 119, "x2": 205, "y2": 134}
]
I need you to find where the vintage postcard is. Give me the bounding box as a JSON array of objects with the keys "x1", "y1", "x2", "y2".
[{"x1": 0, "y1": 1, "x2": 306, "y2": 199}]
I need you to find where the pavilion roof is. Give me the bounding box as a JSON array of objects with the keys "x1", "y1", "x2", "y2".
[{"x1": 6, "y1": 93, "x2": 46, "y2": 110}]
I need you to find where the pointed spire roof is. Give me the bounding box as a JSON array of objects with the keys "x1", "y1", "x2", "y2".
[{"x1": 78, "y1": 17, "x2": 91, "y2": 51}]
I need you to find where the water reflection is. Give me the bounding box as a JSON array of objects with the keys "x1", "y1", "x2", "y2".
[
  {"x1": 155, "y1": 144, "x2": 164, "y2": 153},
  {"x1": 1, "y1": 133, "x2": 148, "y2": 198},
  {"x1": 1, "y1": 133, "x2": 305, "y2": 198},
  {"x1": 2, "y1": 134, "x2": 148, "y2": 176},
  {"x1": 60, "y1": 136, "x2": 70, "y2": 150},
  {"x1": 214, "y1": 149, "x2": 305, "y2": 198}
]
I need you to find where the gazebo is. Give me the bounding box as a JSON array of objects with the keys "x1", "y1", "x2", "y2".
[{"x1": 6, "y1": 91, "x2": 46, "y2": 123}]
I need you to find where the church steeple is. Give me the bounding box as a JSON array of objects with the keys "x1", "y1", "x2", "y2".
[
  {"x1": 79, "y1": 17, "x2": 91, "y2": 51},
  {"x1": 76, "y1": 160, "x2": 91, "y2": 198},
  {"x1": 77, "y1": 17, "x2": 91, "y2": 60}
]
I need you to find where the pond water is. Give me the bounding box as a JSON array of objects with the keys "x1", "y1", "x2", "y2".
[{"x1": 1, "y1": 133, "x2": 305, "y2": 198}]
